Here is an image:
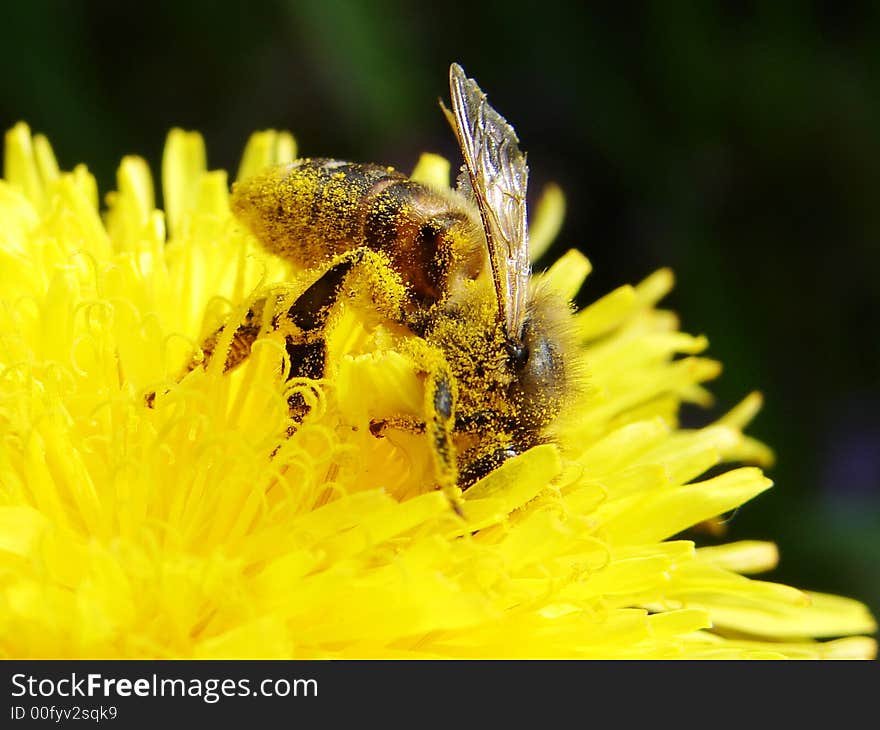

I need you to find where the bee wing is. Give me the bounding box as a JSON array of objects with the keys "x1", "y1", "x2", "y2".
[{"x1": 444, "y1": 63, "x2": 530, "y2": 342}]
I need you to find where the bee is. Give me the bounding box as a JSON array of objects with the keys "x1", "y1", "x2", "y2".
[{"x1": 189, "y1": 63, "x2": 579, "y2": 508}]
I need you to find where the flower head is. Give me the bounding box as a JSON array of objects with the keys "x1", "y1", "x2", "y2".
[{"x1": 0, "y1": 123, "x2": 874, "y2": 658}]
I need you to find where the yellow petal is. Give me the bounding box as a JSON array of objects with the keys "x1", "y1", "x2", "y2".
[{"x1": 529, "y1": 183, "x2": 566, "y2": 262}]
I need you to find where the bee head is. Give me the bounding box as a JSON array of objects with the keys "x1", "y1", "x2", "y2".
[
  {"x1": 505, "y1": 288, "x2": 580, "y2": 433},
  {"x1": 514, "y1": 317, "x2": 563, "y2": 375}
]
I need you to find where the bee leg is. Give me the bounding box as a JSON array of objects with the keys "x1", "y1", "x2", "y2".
[
  {"x1": 172, "y1": 247, "x2": 368, "y2": 419},
  {"x1": 366, "y1": 372, "x2": 463, "y2": 517},
  {"x1": 144, "y1": 298, "x2": 269, "y2": 407},
  {"x1": 368, "y1": 417, "x2": 426, "y2": 437},
  {"x1": 196, "y1": 298, "x2": 268, "y2": 374},
  {"x1": 278, "y1": 264, "x2": 351, "y2": 425},
  {"x1": 423, "y1": 365, "x2": 465, "y2": 517},
  {"x1": 279, "y1": 248, "x2": 405, "y2": 424}
]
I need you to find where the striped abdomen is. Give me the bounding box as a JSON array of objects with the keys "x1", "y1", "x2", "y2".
[{"x1": 230, "y1": 158, "x2": 484, "y2": 304}]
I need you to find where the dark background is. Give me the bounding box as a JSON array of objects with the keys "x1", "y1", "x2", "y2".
[{"x1": 2, "y1": 1, "x2": 877, "y2": 626}]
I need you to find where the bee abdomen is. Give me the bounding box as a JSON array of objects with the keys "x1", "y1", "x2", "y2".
[
  {"x1": 231, "y1": 159, "x2": 477, "y2": 302},
  {"x1": 231, "y1": 159, "x2": 404, "y2": 264}
]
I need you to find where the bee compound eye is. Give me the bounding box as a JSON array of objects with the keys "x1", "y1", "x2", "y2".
[{"x1": 505, "y1": 339, "x2": 529, "y2": 370}]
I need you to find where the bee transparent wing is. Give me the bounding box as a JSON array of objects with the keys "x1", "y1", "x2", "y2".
[{"x1": 444, "y1": 63, "x2": 530, "y2": 342}]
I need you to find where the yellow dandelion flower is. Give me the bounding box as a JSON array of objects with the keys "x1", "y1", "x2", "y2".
[{"x1": 0, "y1": 121, "x2": 875, "y2": 659}]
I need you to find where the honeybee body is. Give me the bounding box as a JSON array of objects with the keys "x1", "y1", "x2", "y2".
[
  {"x1": 229, "y1": 156, "x2": 573, "y2": 487},
  {"x1": 182, "y1": 65, "x2": 580, "y2": 502}
]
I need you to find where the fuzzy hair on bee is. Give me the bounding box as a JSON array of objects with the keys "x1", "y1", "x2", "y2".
[{"x1": 172, "y1": 63, "x2": 584, "y2": 511}]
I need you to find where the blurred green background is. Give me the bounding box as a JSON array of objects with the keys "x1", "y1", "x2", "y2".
[{"x1": 2, "y1": 1, "x2": 877, "y2": 626}]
